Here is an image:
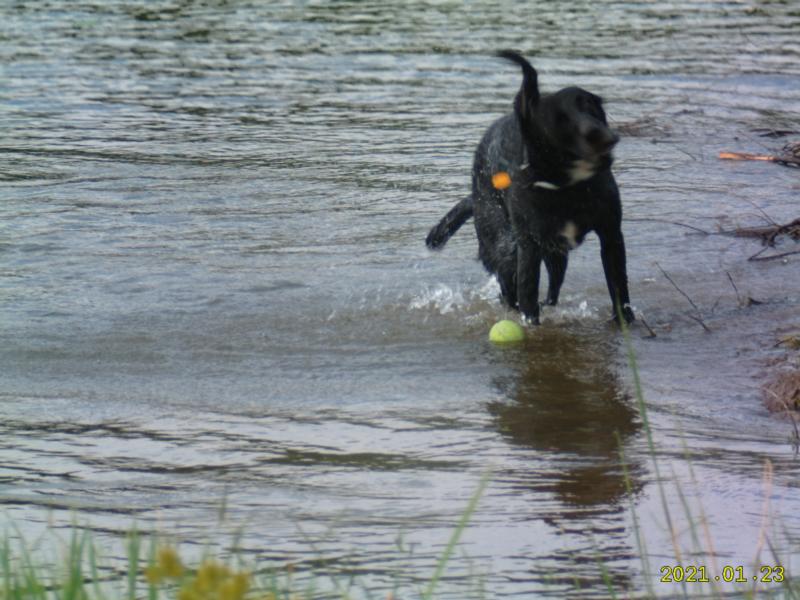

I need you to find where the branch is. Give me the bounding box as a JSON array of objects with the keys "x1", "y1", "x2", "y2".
[
  {"x1": 625, "y1": 217, "x2": 710, "y2": 235},
  {"x1": 719, "y1": 151, "x2": 800, "y2": 168},
  {"x1": 749, "y1": 248, "x2": 800, "y2": 262},
  {"x1": 655, "y1": 262, "x2": 711, "y2": 333}
]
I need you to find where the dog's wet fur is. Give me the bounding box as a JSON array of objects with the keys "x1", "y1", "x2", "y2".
[{"x1": 426, "y1": 51, "x2": 634, "y2": 325}]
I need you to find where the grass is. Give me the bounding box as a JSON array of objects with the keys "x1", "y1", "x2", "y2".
[
  {"x1": 0, "y1": 473, "x2": 490, "y2": 600},
  {"x1": 2, "y1": 326, "x2": 800, "y2": 598},
  {"x1": 617, "y1": 313, "x2": 800, "y2": 599}
]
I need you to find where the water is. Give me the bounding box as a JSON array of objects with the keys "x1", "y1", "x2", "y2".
[{"x1": 2, "y1": 1, "x2": 800, "y2": 597}]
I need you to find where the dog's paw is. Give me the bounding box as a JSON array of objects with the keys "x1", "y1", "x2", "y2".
[
  {"x1": 520, "y1": 313, "x2": 540, "y2": 326},
  {"x1": 612, "y1": 304, "x2": 635, "y2": 325}
]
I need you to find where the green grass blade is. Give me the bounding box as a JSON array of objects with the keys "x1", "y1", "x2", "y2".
[
  {"x1": 126, "y1": 527, "x2": 140, "y2": 600},
  {"x1": 616, "y1": 433, "x2": 654, "y2": 597},
  {"x1": 618, "y1": 314, "x2": 684, "y2": 588},
  {"x1": 422, "y1": 471, "x2": 490, "y2": 600},
  {"x1": 88, "y1": 537, "x2": 104, "y2": 600}
]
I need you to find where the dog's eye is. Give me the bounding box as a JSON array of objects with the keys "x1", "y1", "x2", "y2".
[{"x1": 577, "y1": 94, "x2": 603, "y2": 114}]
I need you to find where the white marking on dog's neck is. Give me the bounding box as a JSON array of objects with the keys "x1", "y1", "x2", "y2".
[
  {"x1": 559, "y1": 221, "x2": 580, "y2": 249},
  {"x1": 532, "y1": 160, "x2": 598, "y2": 190},
  {"x1": 533, "y1": 180, "x2": 560, "y2": 190},
  {"x1": 568, "y1": 159, "x2": 597, "y2": 184}
]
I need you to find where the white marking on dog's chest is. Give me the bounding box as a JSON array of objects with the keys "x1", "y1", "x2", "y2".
[
  {"x1": 533, "y1": 180, "x2": 560, "y2": 190},
  {"x1": 559, "y1": 220, "x2": 580, "y2": 249},
  {"x1": 568, "y1": 159, "x2": 596, "y2": 184}
]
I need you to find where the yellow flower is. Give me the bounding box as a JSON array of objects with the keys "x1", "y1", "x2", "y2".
[
  {"x1": 144, "y1": 565, "x2": 164, "y2": 585},
  {"x1": 218, "y1": 571, "x2": 250, "y2": 600},
  {"x1": 195, "y1": 560, "x2": 232, "y2": 593},
  {"x1": 178, "y1": 585, "x2": 198, "y2": 600},
  {"x1": 145, "y1": 545, "x2": 184, "y2": 584},
  {"x1": 158, "y1": 546, "x2": 184, "y2": 578},
  {"x1": 162, "y1": 556, "x2": 251, "y2": 600}
]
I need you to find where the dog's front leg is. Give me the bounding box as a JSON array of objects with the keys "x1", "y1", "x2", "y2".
[
  {"x1": 516, "y1": 241, "x2": 543, "y2": 324},
  {"x1": 598, "y1": 231, "x2": 634, "y2": 323}
]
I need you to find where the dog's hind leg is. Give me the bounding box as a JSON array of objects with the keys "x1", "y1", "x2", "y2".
[
  {"x1": 495, "y1": 254, "x2": 518, "y2": 309},
  {"x1": 425, "y1": 196, "x2": 474, "y2": 250},
  {"x1": 543, "y1": 252, "x2": 568, "y2": 306},
  {"x1": 516, "y1": 242, "x2": 543, "y2": 324}
]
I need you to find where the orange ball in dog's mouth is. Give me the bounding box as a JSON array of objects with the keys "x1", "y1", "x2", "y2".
[{"x1": 492, "y1": 171, "x2": 511, "y2": 190}]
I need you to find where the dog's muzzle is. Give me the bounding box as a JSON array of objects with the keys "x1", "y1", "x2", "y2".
[{"x1": 587, "y1": 128, "x2": 619, "y2": 156}]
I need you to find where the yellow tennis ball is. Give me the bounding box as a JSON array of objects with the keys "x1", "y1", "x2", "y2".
[
  {"x1": 492, "y1": 171, "x2": 512, "y2": 190},
  {"x1": 489, "y1": 319, "x2": 525, "y2": 343}
]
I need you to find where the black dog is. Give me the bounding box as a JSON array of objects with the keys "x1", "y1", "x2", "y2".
[{"x1": 426, "y1": 51, "x2": 633, "y2": 325}]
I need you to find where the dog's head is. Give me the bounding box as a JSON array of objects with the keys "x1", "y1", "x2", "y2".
[{"x1": 499, "y1": 50, "x2": 618, "y2": 186}]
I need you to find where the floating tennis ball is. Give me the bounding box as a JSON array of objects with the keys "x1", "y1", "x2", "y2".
[
  {"x1": 492, "y1": 171, "x2": 512, "y2": 190},
  {"x1": 489, "y1": 319, "x2": 525, "y2": 343}
]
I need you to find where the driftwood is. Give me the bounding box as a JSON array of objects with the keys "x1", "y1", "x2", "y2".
[
  {"x1": 735, "y1": 218, "x2": 800, "y2": 243},
  {"x1": 752, "y1": 128, "x2": 800, "y2": 139},
  {"x1": 719, "y1": 141, "x2": 800, "y2": 168},
  {"x1": 719, "y1": 151, "x2": 800, "y2": 168},
  {"x1": 627, "y1": 217, "x2": 800, "y2": 261},
  {"x1": 733, "y1": 218, "x2": 800, "y2": 261},
  {"x1": 634, "y1": 146, "x2": 800, "y2": 260},
  {"x1": 718, "y1": 141, "x2": 800, "y2": 259}
]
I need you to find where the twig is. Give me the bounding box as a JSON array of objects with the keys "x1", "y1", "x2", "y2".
[
  {"x1": 751, "y1": 459, "x2": 774, "y2": 589},
  {"x1": 655, "y1": 263, "x2": 701, "y2": 313},
  {"x1": 627, "y1": 217, "x2": 800, "y2": 247},
  {"x1": 719, "y1": 150, "x2": 800, "y2": 168},
  {"x1": 773, "y1": 334, "x2": 800, "y2": 349},
  {"x1": 749, "y1": 248, "x2": 800, "y2": 262},
  {"x1": 752, "y1": 128, "x2": 799, "y2": 139},
  {"x1": 687, "y1": 315, "x2": 711, "y2": 332},
  {"x1": 710, "y1": 295, "x2": 723, "y2": 314},
  {"x1": 675, "y1": 146, "x2": 702, "y2": 162},
  {"x1": 731, "y1": 214, "x2": 800, "y2": 262},
  {"x1": 655, "y1": 262, "x2": 711, "y2": 333},
  {"x1": 625, "y1": 217, "x2": 710, "y2": 235},
  {"x1": 726, "y1": 271, "x2": 743, "y2": 306},
  {"x1": 719, "y1": 151, "x2": 776, "y2": 162},
  {"x1": 639, "y1": 316, "x2": 657, "y2": 338},
  {"x1": 749, "y1": 245, "x2": 771, "y2": 261},
  {"x1": 791, "y1": 414, "x2": 800, "y2": 452},
  {"x1": 742, "y1": 217, "x2": 800, "y2": 241},
  {"x1": 744, "y1": 199, "x2": 781, "y2": 228},
  {"x1": 724, "y1": 271, "x2": 763, "y2": 306}
]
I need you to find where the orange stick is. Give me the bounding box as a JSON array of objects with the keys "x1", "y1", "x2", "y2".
[{"x1": 719, "y1": 151, "x2": 777, "y2": 162}]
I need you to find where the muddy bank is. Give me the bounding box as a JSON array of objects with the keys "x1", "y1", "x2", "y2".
[{"x1": 763, "y1": 332, "x2": 800, "y2": 418}]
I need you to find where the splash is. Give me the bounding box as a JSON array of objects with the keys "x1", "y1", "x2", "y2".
[
  {"x1": 542, "y1": 298, "x2": 601, "y2": 324},
  {"x1": 408, "y1": 278, "x2": 501, "y2": 315},
  {"x1": 408, "y1": 283, "x2": 470, "y2": 314}
]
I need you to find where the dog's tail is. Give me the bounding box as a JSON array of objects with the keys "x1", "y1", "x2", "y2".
[
  {"x1": 497, "y1": 50, "x2": 537, "y2": 84},
  {"x1": 425, "y1": 195, "x2": 473, "y2": 250},
  {"x1": 497, "y1": 50, "x2": 540, "y2": 119}
]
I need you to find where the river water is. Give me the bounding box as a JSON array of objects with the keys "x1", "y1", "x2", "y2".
[{"x1": 2, "y1": 1, "x2": 800, "y2": 598}]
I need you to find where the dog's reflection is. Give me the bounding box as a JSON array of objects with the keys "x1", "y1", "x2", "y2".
[{"x1": 488, "y1": 326, "x2": 642, "y2": 508}]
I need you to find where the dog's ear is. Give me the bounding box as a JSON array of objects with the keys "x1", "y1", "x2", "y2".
[{"x1": 497, "y1": 50, "x2": 539, "y2": 125}]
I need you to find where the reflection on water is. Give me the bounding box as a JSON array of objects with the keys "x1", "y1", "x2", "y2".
[
  {"x1": 489, "y1": 327, "x2": 641, "y2": 508},
  {"x1": 2, "y1": 0, "x2": 800, "y2": 597}
]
